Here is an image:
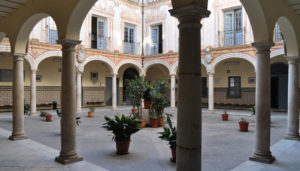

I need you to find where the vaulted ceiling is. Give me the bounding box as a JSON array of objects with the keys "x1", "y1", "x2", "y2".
[
  {"x1": 289, "y1": 0, "x2": 300, "y2": 15},
  {"x1": 0, "y1": 0, "x2": 27, "y2": 20}
]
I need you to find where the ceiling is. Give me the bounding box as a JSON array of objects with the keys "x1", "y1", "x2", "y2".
[
  {"x1": 289, "y1": 0, "x2": 300, "y2": 15},
  {"x1": 0, "y1": 0, "x2": 27, "y2": 20}
]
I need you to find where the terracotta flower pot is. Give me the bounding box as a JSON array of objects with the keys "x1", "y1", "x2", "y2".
[
  {"x1": 170, "y1": 147, "x2": 176, "y2": 163},
  {"x1": 150, "y1": 119, "x2": 159, "y2": 128},
  {"x1": 158, "y1": 117, "x2": 164, "y2": 127},
  {"x1": 239, "y1": 121, "x2": 249, "y2": 132},
  {"x1": 222, "y1": 114, "x2": 229, "y2": 121},
  {"x1": 88, "y1": 111, "x2": 94, "y2": 117},
  {"x1": 45, "y1": 114, "x2": 52, "y2": 122},
  {"x1": 139, "y1": 119, "x2": 146, "y2": 128},
  {"x1": 131, "y1": 108, "x2": 138, "y2": 114},
  {"x1": 115, "y1": 140, "x2": 130, "y2": 155},
  {"x1": 144, "y1": 101, "x2": 151, "y2": 109}
]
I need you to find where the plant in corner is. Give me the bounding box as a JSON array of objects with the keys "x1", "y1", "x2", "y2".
[
  {"x1": 221, "y1": 110, "x2": 229, "y2": 121},
  {"x1": 158, "y1": 114, "x2": 177, "y2": 163},
  {"x1": 239, "y1": 118, "x2": 249, "y2": 132},
  {"x1": 88, "y1": 107, "x2": 95, "y2": 117},
  {"x1": 102, "y1": 114, "x2": 141, "y2": 155}
]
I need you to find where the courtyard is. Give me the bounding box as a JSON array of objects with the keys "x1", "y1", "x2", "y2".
[{"x1": 0, "y1": 107, "x2": 291, "y2": 171}]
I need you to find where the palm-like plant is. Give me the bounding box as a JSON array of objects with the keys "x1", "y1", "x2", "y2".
[
  {"x1": 158, "y1": 114, "x2": 177, "y2": 148},
  {"x1": 102, "y1": 114, "x2": 141, "y2": 141}
]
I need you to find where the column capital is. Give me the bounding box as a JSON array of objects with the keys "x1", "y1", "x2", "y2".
[
  {"x1": 285, "y1": 56, "x2": 299, "y2": 64},
  {"x1": 12, "y1": 52, "x2": 26, "y2": 57},
  {"x1": 111, "y1": 73, "x2": 118, "y2": 77},
  {"x1": 57, "y1": 39, "x2": 81, "y2": 51},
  {"x1": 252, "y1": 41, "x2": 274, "y2": 54},
  {"x1": 170, "y1": 74, "x2": 176, "y2": 77},
  {"x1": 169, "y1": 5, "x2": 210, "y2": 25},
  {"x1": 31, "y1": 69, "x2": 37, "y2": 73},
  {"x1": 207, "y1": 71, "x2": 215, "y2": 75}
]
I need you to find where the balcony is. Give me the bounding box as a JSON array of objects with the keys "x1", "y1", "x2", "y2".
[
  {"x1": 219, "y1": 29, "x2": 244, "y2": 47},
  {"x1": 124, "y1": 42, "x2": 138, "y2": 55}
]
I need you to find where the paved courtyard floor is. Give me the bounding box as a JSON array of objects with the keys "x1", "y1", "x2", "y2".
[{"x1": 0, "y1": 107, "x2": 296, "y2": 171}]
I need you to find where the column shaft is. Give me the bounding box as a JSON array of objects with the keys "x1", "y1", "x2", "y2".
[
  {"x1": 55, "y1": 39, "x2": 83, "y2": 164},
  {"x1": 76, "y1": 72, "x2": 82, "y2": 113},
  {"x1": 9, "y1": 54, "x2": 28, "y2": 141},
  {"x1": 170, "y1": 74, "x2": 176, "y2": 109},
  {"x1": 249, "y1": 41, "x2": 275, "y2": 163},
  {"x1": 170, "y1": 6, "x2": 210, "y2": 171},
  {"x1": 30, "y1": 70, "x2": 37, "y2": 115},
  {"x1": 208, "y1": 72, "x2": 214, "y2": 112},
  {"x1": 112, "y1": 73, "x2": 117, "y2": 110},
  {"x1": 285, "y1": 57, "x2": 300, "y2": 140}
]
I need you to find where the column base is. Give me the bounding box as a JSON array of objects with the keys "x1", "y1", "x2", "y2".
[
  {"x1": 249, "y1": 153, "x2": 275, "y2": 164},
  {"x1": 284, "y1": 134, "x2": 300, "y2": 140},
  {"x1": 55, "y1": 153, "x2": 83, "y2": 165},
  {"x1": 9, "y1": 134, "x2": 28, "y2": 141}
]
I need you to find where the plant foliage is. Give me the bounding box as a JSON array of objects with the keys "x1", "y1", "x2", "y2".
[
  {"x1": 40, "y1": 111, "x2": 47, "y2": 117},
  {"x1": 249, "y1": 106, "x2": 255, "y2": 116},
  {"x1": 158, "y1": 114, "x2": 177, "y2": 148},
  {"x1": 102, "y1": 114, "x2": 141, "y2": 141},
  {"x1": 150, "y1": 80, "x2": 169, "y2": 118},
  {"x1": 24, "y1": 102, "x2": 30, "y2": 115},
  {"x1": 56, "y1": 109, "x2": 81, "y2": 126}
]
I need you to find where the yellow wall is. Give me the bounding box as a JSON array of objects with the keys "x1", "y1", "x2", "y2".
[
  {"x1": 146, "y1": 65, "x2": 170, "y2": 84},
  {"x1": 37, "y1": 57, "x2": 61, "y2": 86},
  {"x1": 214, "y1": 59, "x2": 256, "y2": 88},
  {"x1": 82, "y1": 61, "x2": 111, "y2": 87}
]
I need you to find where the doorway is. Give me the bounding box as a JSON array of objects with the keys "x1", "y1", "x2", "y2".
[
  {"x1": 105, "y1": 77, "x2": 119, "y2": 106},
  {"x1": 123, "y1": 68, "x2": 139, "y2": 103},
  {"x1": 271, "y1": 63, "x2": 288, "y2": 109}
]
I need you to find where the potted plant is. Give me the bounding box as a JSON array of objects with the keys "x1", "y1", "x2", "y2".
[
  {"x1": 150, "y1": 109, "x2": 159, "y2": 128},
  {"x1": 239, "y1": 118, "x2": 249, "y2": 132},
  {"x1": 249, "y1": 106, "x2": 256, "y2": 116},
  {"x1": 102, "y1": 114, "x2": 141, "y2": 155},
  {"x1": 88, "y1": 107, "x2": 95, "y2": 117},
  {"x1": 222, "y1": 110, "x2": 229, "y2": 121},
  {"x1": 150, "y1": 80, "x2": 168, "y2": 127},
  {"x1": 24, "y1": 102, "x2": 30, "y2": 115},
  {"x1": 158, "y1": 114, "x2": 177, "y2": 162},
  {"x1": 125, "y1": 76, "x2": 148, "y2": 127},
  {"x1": 40, "y1": 111, "x2": 47, "y2": 117}
]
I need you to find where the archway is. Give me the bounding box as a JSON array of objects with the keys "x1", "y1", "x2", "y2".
[
  {"x1": 83, "y1": 60, "x2": 116, "y2": 107},
  {"x1": 122, "y1": 67, "x2": 139, "y2": 104},
  {"x1": 270, "y1": 56, "x2": 288, "y2": 110}
]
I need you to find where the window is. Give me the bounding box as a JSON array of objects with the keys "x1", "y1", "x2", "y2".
[
  {"x1": 151, "y1": 24, "x2": 163, "y2": 55},
  {"x1": 124, "y1": 24, "x2": 136, "y2": 54},
  {"x1": 224, "y1": 8, "x2": 243, "y2": 46},
  {"x1": 48, "y1": 17, "x2": 58, "y2": 44},
  {"x1": 202, "y1": 77, "x2": 207, "y2": 97},
  {"x1": 274, "y1": 23, "x2": 283, "y2": 42},
  {"x1": 228, "y1": 76, "x2": 241, "y2": 98},
  {"x1": 91, "y1": 16, "x2": 107, "y2": 50}
]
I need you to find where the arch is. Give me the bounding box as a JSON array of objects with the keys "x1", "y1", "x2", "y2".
[
  {"x1": 24, "y1": 53, "x2": 35, "y2": 71},
  {"x1": 64, "y1": 0, "x2": 97, "y2": 40},
  {"x1": 170, "y1": 59, "x2": 208, "y2": 75},
  {"x1": 0, "y1": 32, "x2": 6, "y2": 43},
  {"x1": 82, "y1": 55, "x2": 116, "y2": 73},
  {"x1": 271, "y1": 49, "x2": 284, "y2": 58},
  {"x1": 210, "y1": 53, "x2": 256, "y2": 72},
  {"x1": 34, "y1": 51, "x2": 62, "y2": 70},
  {"x1": 240, "y1": 0, "x2": 271, "y2": 42},
  {"x1": 14, "y1": 13, "x2": 50, "y2": 54},
  {"x1": 276, "y1": 16, "x2": 299, "y2": 56},
  {"x1": 116, "y1": 59, "x2": 142, "y2": 75},
  {"x1": 144, "y1": 60, "x2": 171, "y2": 75}
]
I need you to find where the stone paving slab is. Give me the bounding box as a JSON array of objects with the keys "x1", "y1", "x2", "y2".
[
  {"x1": 231, "y1": 139, "x2": 300, "y2": 171},
  {"x1": 0, "y1": 128, "x2": 108, "y2": 171}
]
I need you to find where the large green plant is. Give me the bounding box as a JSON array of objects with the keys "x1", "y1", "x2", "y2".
[
  {"x1": 102, "y1": 114, "x2": 141, "y2": 141},
  {"x1": 158, "y1": 114, "x2": 177, "y2": 148},
  {"x1": 150, "y1": 80, "x2": 169, "y2": 118},
  {"x1": 125, "y1": 76, "x2": 149, "y2": 116}
]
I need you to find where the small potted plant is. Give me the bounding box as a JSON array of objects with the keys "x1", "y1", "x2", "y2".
[
  {"x1": 239, "y1": 118, "x2": 249, "y2": 132},
  {"x1": 45, "y1": 113, "x2": 52, "y2": 122},
  {"x1": 222, "y1": 110, "x2": 229, "y2": 121},
  {"x1": 40, "y1": 111, "x2": 47, "y2": 118},
  {"x1": 150, "y1": 110, "x2": 159, "y2": 128},
  {"x1": 102, "y1": 114, "x2": 141, "y2": 155},
  {"x1": 249, "y1": 106, "x2": 256, "y2": 116},
  {"x1": 158, "y1": 114, "x2": 177, "y2": 162},
  {"x1": 88, "y1": 107, "x2": 95, "y2": 117},
  {"x1": 24, "y1": 102, "x2": 30, "y2": 115}
]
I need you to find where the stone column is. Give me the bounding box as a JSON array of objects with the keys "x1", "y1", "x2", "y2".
[
  {"x1": 9, "y1": 54, "x2": 28, "y2": 141},
  {"x1": 285, "y1": 56, "x2": 300, "y2": 140},
  {"x1": 249, "y1": 41, "x2": 275, "y2": 163},
  {"x1": 170, "y1": 74, "x2": 176, "y2": 109},
  {"x1": 208, "y1": 72, "x2": 214, "y2": 112},
  {"x1": 76, "y1": 72, "x2": 82, "y2": 113},
  {"x1": 55, "y1": 39, "x2": 83, "y2": 164},
  {"x1": 30, "y1": 69, "x2": 37, "y2": 116},
  {"x1": 112, "y1": 73, "x2": 117, "y2": 111},
  {"x1": 169, "y1": 6, "x2": 210, "y2": 170}
]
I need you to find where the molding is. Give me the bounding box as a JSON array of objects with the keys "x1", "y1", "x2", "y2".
[{"x1": 271, "y1": 48, "x2": 284, "y2": 58}]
